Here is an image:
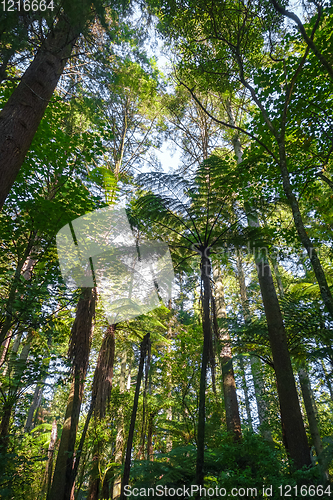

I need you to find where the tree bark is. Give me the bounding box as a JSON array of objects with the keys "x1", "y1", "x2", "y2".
[
  {"x1": 0, "y1": 240, "x2": 34, "y2": 347},
  {"x1": 0, "y1": 331, "x2": 22, "y2": 380},
  {"x1": 212, "y1": 266, "x2": 242, "y2": 441},
  {"x1": 238, "y1": 356, "x2": 253, "y2": 431},
  {"x1": 277, "y1": 139, "x2": 333, "y2": 319},
  {"x1": 165, "y1": 299, "x2": 174, "y2": 454},
  {"x1": 0, "y1": 330, "x2": 12, "y2": 368},
  {"x1": 235, "y1": 250, "x2": 273, "y2": 441},
  {"x1": 0, "y1": 404, "x2": 12, "y2": 456},
  {"x1": 112, "y1": 349, "x2": 128, "y2": 500},
  {"x1": 0, "y1": 14, "x2": 83, "y2": 209},
  {"x1": 256, "y1": 258, "x2": 310, "y2": 468},
  {"x1": 39, "y1": 419, "x2": 58, "y2": 500},
  {"x1": 320, "y1": 359, "x2": 333, "y2": 402},
  {"x1": 24, "y1": 381, "x2": 44, "y2": 432},
  {"x1": 87, "y1": 324, "x2": 116, "y2": 500},
  {"x1": 146, "y1": 414, "x2": 154, "y2": 460},
  {"x1": 226, "y1": 100, "x2": 310, "y2": 469},
  {"x1": 137, "y1": 340, "x2": 151, "y2": 461},
  {"x1": 298, "y1": 368, "x2": 323, "y2": 456},
  {"x1": 120, "y1": 333, "x2": 150, "y2": 500},
  {"x1": 0, "y1": 330, "x2": 33, "y2": 456},
  {"x1": 92, "y1": 324, "x2": 116, "y2": 421},
  {"x1": 250, "y1": 355, "x2": 273, "y2": 441},
  {"x1": 48, "y1": 287, "x2": 95, "y2": 500}
]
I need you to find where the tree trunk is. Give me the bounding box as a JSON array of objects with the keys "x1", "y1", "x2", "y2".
[
  {"x1": 146, "y1": 415, "x2": 154, "y2": 460},
  {"x1": 120, "y1": 333, "x2": 150, "y2": 500},
  {"x1": 250, "y1": 356, "x2": 273, "y2": 441},
  {"x1": 212, "y1": 266, "x2": 242, "y2": 441},
  {"x1": 87, "y1": 324, "x2": 116, "y2": 500},
  {"x1": 137, "y1": 341, "x2": 151, "y2": 461},
  {"x1": 0, "y1": 14, "x2": 84, "y2": 209},
  {"x1": 235, "y1": 250, "x2": 273, "y2": 440},
  {"x1": 25, "y1": 382, "x2": 44, "y2": 432},
  {"x1": 195, "y1": 251, "x2": 213, "y2": 490},
  {"x1": 238, "y1": 356, "x2": 253, "y2": 430},
  {"x1": 0, "y1": 240, "x2": 33, "y2": 346},
  {"x1": 92, "y1": 324, "x2": 116, "y2": 421},
  {"x1": 277, "y1": 138, "x2": 333, "y2": 319},
  {"x1": 0, "y1": 330, "x2": 33, "y2": 455},
  {"x1": 0, "y1": 405, "x2": 12, "y2": 456},
  {"x1": 0, "y1": 331, "x2": 22, "y2": 380},
  {"x1": 87, "y1": 459, "x2": 100, "y2": 500},
  {"x1": 112, "y1": 349, "x2": 128, "y2": 500},
  {"x1": 48, "y1": 380, "x2": 81, "y2": 500},
  {"x1": 298, "y1": 366, "x2": 326, "y2": 478},
  {"x1": 0, "y1": 330, "x2": 12, "y2": 368},
  {"x1": 166, "y1": 300, "x2": 174, "y2": 453},
  {"x1": 39, "y1": 419, "x2": 58, "y2": 500},
  {"x1": 25, "y1": 338, "x2": 51, "y2": 433},
  {"x1": 256, "y1": 258, "x2": 310, "y2": 468},
  {"x1": 320, "y1": 359, "x2": 333, "y2": 402},
  {"x1": 226, "y1": 100, "x2": 310, "y2": 469},
  {"x1": 48, "y1": 287, "x2": 95, "y2": 500}
]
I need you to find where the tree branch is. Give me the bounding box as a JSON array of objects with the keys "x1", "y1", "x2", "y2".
[
  {"x1": 269, "y1": 0, "x2": 333, "y2": 80},
  {"x1": 179, "y1": 80, "x2": 279, "y2": 163}
]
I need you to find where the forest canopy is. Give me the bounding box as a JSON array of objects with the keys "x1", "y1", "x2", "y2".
[{"x1": 0, "y1": 0, "x2": 333, "y2": 499}]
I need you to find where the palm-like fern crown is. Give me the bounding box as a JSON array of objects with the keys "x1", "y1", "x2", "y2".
[{"x1": 132, "y1": 162, "x2": 241, "y2": 271}]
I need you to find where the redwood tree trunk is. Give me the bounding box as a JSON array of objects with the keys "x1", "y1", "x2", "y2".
[
  {"x1": 0, "y1": 14, "x2": 83, "y2": 209},
  {"x1": 256, "y1": 259, "x2": 310, "y2": 468},
  {"x1": 87, "y1": 324, "x2": 116, "y2": 500},
  {"x1": 48, "y1": 287, "x2": 95, "y2": 500},
  {"x1": 113, "y1": 350, "x2": 128, "y2": 500},
  {"x1": 227, "y1": 101, "x2": 310, "y2": 469},
  {"x1": 235, "y1": 250, "x2": 272, "y2": 441},
  {"x1": 213, "y1": 266, "x2": 242, "y2": 441}
]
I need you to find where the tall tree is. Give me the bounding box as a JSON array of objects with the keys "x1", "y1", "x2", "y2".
[
  {"x1": 134, "y1": 163, "x2": 244, "y2": 488},
  {"x1": 152, "y1": 0, "x2": 333, "y2": 321},
  {"x1": 212, "y1": 265, "x2": 242, "y2": 441},
  {"x1": 48, "y1": 287, "x2": 95, "y2": 500},
  {"x1": 86, "y1": 323, "x2": 116, "y2": 500},
  {"x1": 120, "y1": 332, "x2": 150, "y2": 500},
  {"x1": 0, "y1": 0, "x2": 132, "y2": 209}
]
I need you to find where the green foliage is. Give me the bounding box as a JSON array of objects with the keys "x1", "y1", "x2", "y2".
[
  {"x1": 1, "y1": 0, "x2": 333, "y2": 497},
  {"x1": 127, "y1": 433, "x2": 325, "y2": 499}
]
